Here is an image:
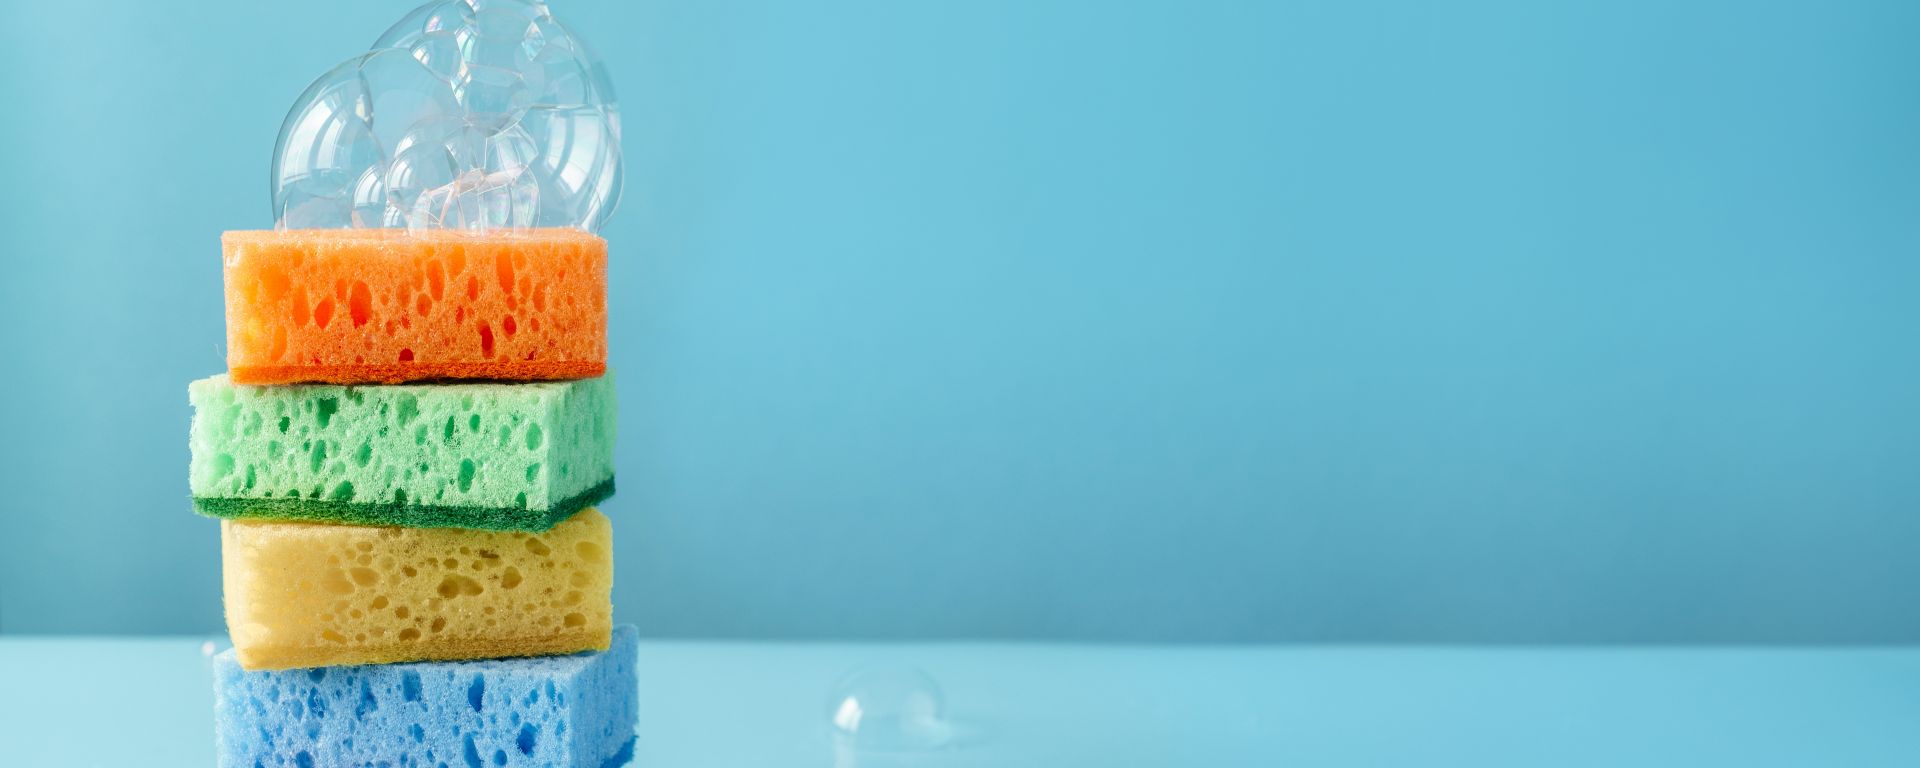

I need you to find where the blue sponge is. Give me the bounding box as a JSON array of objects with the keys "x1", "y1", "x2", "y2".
[{"x1": 214, "y1": 625, "x2": 637, "y2": 768}]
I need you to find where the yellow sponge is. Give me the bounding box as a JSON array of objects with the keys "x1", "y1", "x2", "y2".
[{"x1": 222, "y1": 508, "x2": 614, "y2": 671}]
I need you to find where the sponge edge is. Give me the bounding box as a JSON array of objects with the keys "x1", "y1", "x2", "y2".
[
  {"x1": 222, "y1": 228, "x2": 607, "y2": 385},
  {"x1": 223, "y1": 508, "x2": 615, "y2": 671},
  {"x1": 189, "y1": 373, "x2": 616, "y2": 531},
  {"x1": 214, "y1": 625, "x2": 638, "y2": 768}
]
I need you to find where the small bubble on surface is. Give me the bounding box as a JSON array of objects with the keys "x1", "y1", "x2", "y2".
[{"x1": 826, "y1": 665, "x2": 954, "y2": 753}]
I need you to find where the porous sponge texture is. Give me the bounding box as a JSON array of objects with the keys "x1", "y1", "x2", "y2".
[
  {"x1": 223, "y1": 508, "x2": 615, "y2": 671},
  {"x1": 215, "y1": 625, "x2": 638, "y2": 768},
  {"x1": 190, "y1": 374, "x2": 615, "y2": 531},
  {"x1": 222, "y1": 228, "x2": 607, "y2": 385}
]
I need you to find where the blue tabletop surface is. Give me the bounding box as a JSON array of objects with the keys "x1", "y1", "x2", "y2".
[{"x1": 2, "y1": 638, "x2": 1917, "y2": 766}]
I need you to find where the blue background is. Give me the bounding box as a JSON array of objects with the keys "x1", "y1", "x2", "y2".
[{"x1": 0, "y1": 0, "x2": 1915, "y2": 641}]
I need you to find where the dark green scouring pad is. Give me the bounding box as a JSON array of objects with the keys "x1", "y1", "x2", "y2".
[{"x1": 194, "y1": 477, "x2": 614, "y2": 532}]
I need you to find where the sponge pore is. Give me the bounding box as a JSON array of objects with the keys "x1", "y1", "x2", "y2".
[
  {"x1": 222, "y1": 228, "x2": 607, "y2": 385},
  {"x1": 190, "y1": 374, "x2": 615, "y2": 531},
  {"x1": 223, "y1": 508, "x2": 615, "y2": 671},
  {"x1": 215, "y1": 625, "x2": 638, "y2": 768}
]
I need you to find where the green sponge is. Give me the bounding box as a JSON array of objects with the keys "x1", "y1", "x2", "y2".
[{"x1": 190, "y1": 374, "x2": 615, "y2": 531}]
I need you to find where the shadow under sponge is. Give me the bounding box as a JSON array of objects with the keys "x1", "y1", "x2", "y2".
[
  {"x1": 214, "y1": 625, "x2": 638, "y2": 768},
  {"x1": 190, "y1": 373, "x2": 615, "y2": 532}
]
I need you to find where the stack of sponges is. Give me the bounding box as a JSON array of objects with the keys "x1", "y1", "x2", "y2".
[{"x1": 193, "y1": 229, "x2": 636, "y2": 767}]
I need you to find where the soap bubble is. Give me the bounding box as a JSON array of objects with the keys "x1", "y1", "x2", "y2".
[
  {"x1": 384, "y1": 115, "x2": 541, "y2": 231},
  {"x1": 272, "y1": 0, "x2": 623, "y2": 233},
  {"x1": 827, "y1": 665, "x2": 954, "y2": 752},
  {"x1": 520, "y1": 104, "x2": 621, "y2": 228},
  {"x1": 272, "y1": 49, "x2": 457, "y2": 229},
  {"x1": 374, "y1": 0, "x2": 622, "y2": 228}
]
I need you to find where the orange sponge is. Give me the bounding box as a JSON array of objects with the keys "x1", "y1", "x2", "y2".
[{"x1": 223, "y1": 228, "x2": 607, "y2": 385}]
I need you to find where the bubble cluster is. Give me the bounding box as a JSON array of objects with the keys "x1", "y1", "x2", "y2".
[{"x1": 273, "y1": 0, "x2": 623, "y2": 234}]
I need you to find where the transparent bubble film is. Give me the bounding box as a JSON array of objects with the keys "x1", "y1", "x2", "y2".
[
  {"x1": 273, "y1": 0, "x2": 622, "y2": 234},
  {"x1": 827, "y1": 665, "x2": 955, "y2": 753}
]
